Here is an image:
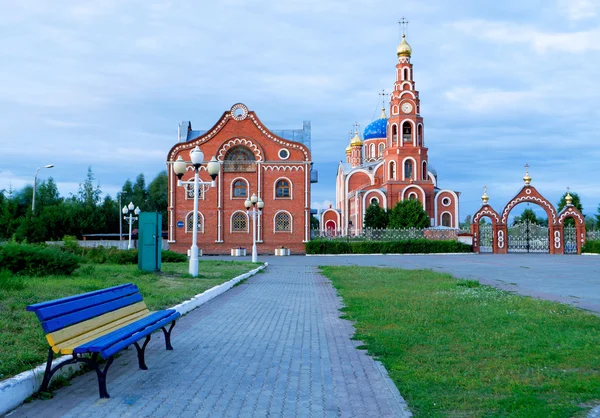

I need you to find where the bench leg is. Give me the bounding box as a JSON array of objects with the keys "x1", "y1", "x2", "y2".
[
  {"x1": 40, "y1": 348, "x2": 55, "y2": 392},
  {"x1": 161, "y1": 321, "x2": 176, "y2": 350},
  {"x1": 92, "y1": 355, "x2": 114, "y2": 399},
  {"x1": 133, "y1": 335, "x2": 151, "y2": 370}
]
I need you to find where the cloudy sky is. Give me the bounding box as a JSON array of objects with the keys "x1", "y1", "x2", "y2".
[{"x1": 1, "y1": 0, "x2": 599, "y2": 221}]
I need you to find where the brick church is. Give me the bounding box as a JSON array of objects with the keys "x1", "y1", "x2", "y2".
[
  {"x1": 321, "y1": 31, "x2": 460, "y2": 234},
  {"x1": 166, "y1": 103, "x2": 316, "y2": 254}
]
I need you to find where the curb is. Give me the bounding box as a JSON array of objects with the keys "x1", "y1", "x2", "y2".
[
  {"x1": 0, "y1": 262, "x2": 268, "y2": 416},
  {"x1": 306, "y1": 252, "x2": 476, "y2": 256},
  {"x1": 581, "y1": 253, "x2": 599, "y2": 256}
]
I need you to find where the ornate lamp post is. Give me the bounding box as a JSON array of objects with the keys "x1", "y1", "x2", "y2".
[
  {"x1": 32, "y1": 164, "x2": 54, "y2": 213},
  {"x1": 244, "y1": 193, "x2": 264, "y2": 263},
  {"x1": 172, "y1": 146, "x2": 219, "y2": 277},
  {"x1": 118, "y1": 191, "x2": 128, "y2": 241},
  {"x1": 122, "y1": 202, "x2": 141, "y2": 250}
]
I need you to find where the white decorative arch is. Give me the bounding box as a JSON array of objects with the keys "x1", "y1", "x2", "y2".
[
  {"x1": 422, "y1": 161, "x2": 427, "y2": 181},
  {"x1": 217, "y1": 138, "x2": 263, "y2": 162},
  {"x1": 230, "y1": 210, "x2": 249, "y2": 233},
  {"x1": 434, "y1": 190, "x2": 460, "y2": 228},
  {"x1": 400, "y1": 81, "x2": 412, "y2": 90},
  {"x1": 401, "y1": 185, "x2": 427, "y2": 210},
  {"x1": 273, "y1": 176, "x2": 293, "y2": 199},
  {"x1": 399, "y1": 119, "x2": 416, "y2": 146},
  {"x1": 440, "y1": 211, "x2": 453, "y2": 227},
  {"x1": 388, "y1": 161, "x2": 397, "y2": 180},
  {"x1": 362, "y1": 189, "x2": 387, "y2": 214},
  {"x1": 320, "y1": 208, "x2": 341, "y2": 232},
  {"x1": 402, "y1": 157, "x2": 418, "y2": 180},
  {"x1": 273, "y1": 210, "x2": 293, "y2": 233},
  {"x1": 428, "y1": 172, "x2": 437, "y2": 187},
  {"x1": 378, "y1": 142, "x2": 385, "y2": 157},
  {"x1": 230, "y1": 177, "x2": 250, "y2": 200},
  {"x1": 417, "y1": 123, "x2": 424, "y2": 146},
  {"x1": 345, "y1": 169, "x2": 374, "y2": 192},
  {"x1": 400, "y1": 91, "x2": 416, "y2": 99},
  {"x1": 369, "y1": 143, "x2": 375, "y2": 159},
  {"x1": 185, "y1": 211, "x2": 205, "y2": 233},
  {"x1": 262, "y1": 165, "x2": 304, "y2": 171},
  {"x1": 392, "y1": 105, "x2": 399, "y2": 115}
]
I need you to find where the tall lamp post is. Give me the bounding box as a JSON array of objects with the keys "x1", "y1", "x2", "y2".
[
  {"x1": 122, "y1": 202, "x2": 141, "y2": 250},
  {"x1": 32, "y1": 164, "x2": 54, "y2": 213},
  {"x1": 244, "y1": 193, "x2": 264, "y2": 263},
  {"x1": 118, "y1": 191, "x2": 128, "y2": 241},
  {"x1": 172, "y1": 146, "x2": 220, "y2": 277}
]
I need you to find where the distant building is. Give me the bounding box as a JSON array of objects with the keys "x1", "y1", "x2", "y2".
[
  {"x1": 322, "y1": 32, "x2": 460, "y2": 234},
  {"x1": 167, "y1": 104, "x2": 316, "y2": 254}
]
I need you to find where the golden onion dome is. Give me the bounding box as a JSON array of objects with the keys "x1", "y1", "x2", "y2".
[
  {"x1": 523, "y1": 171, "x2": 532, "y2": 185},
  {"x1": 397, "y1": 34, "x2": 412, "y2": 57},
  {"x1": 565, "y1": 191, "x2": 573, "y2": 206},
  {"x1": 350, "y1": 132, "x2": 363, "y2": 147},
  {"x1": 481, "y1": 186, "x2": 489, "y2": 205},
  {"x1": 345, "y1": 143, "x2": 352, "y2": 154}
]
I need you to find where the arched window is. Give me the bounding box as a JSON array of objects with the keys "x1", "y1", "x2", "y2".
[
  {"x1": 275, "y1": 179, "x2": 291, "y2": 198},
  {"x1": 442, "y1": 213, "x2": 452, "y2": 227},
  {"x1": 370, "y1": 197, "x2": 379, "y2": 205},
  {"x1": 232, "y1": 179, "x2": 248, "y2": 198},
  {"x1": 378, "y1": 143, "x2": 385, "y2": 157},
  {"x1": 408, "y1": 192, "x2": 418, "y2": 200},
  {"x1": 417, "y1": 124, "x2": 423, "y2": 146},
  {"x1": 391, "y1": 125, "x2": 398, "y2": 143},
  {"x1": 185, "y1": 212, "x2": 204, "y2": 233},
  {"x1": 274, "y1": 212, "x2": 292, "y2": 232},
  {"x1": 231, "y1": 211, "x2": 248, "y2": 232},
  {"x1": 403, "y1": 68, "x2": 409, "y2": 80},
  {"x1": 402, "y1": 122, "x2": 412, "y2": 143},
  {"x1": 404, "y1": 160, "x2": 413, "y2": 181},
  {"x1": 185, "y1": 184, "x2": 204, "y2": 200},
  {"x1": 224, "y1": 145, "x2": 256, "y2": 172},
  {"x1": 369, "y1": 143, "x2": 375, "y2": 159},
  {"x1": 422, "y1": 161, "x2": 427, "y2": 181},
  {"x1": 389, "y1": 161, "x2": 396, "y2": 180}
]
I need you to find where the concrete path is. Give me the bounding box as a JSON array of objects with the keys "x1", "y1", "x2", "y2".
[{"x1": 8, "y1": 264, "x2": 411, "y2": 418}]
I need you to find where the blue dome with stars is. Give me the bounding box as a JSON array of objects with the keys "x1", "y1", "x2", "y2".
[{"x1": 363, "y1": 117, "x2": 388, "y2": 140}]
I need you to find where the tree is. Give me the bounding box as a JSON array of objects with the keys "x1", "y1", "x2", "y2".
[
  {"x1": 364, "y1": 202, "x2": 389, "y2": 229},
  {"x1": 147, "y1": 171, "x2": 168, "y2": 229},
  {"x1": 557, "y1": 191, "x2": 583, "y2": 227},
  {"x1": 310, "y1": 215, "x2": 319, "y2": 230},
  {"x1": 460, "y1": 214, "x2": 472, "y2": 230},
  {"x1": 512, "y1": 208, "x2": 540, "y2": 226},
  {"x1": 596, "y1": 203, "x2": 600, "y2": 226},
  {"x1": 388, "y1": 199, "x2": 430, "y2": 229},
  {"x1": 78, "y1": 167, "x2": 102, "y2": 208}
]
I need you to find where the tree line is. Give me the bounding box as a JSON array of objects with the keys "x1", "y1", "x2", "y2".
[{"x1": 0, "y1": 168, "x2": 168, "y2": 243}]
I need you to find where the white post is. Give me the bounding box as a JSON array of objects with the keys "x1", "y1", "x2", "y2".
[
  {"x1": 119, "y1": 194, "x2": 123, "y2": 241},
  {"x1": 190, "y1": 169, "x2": 200, "y2": 276},
  {"x1": 252, "y1": 207, "x2": 257, "y2": 263},
  {"x1": 32, "y1": 169, "x2": 39, "y2": 213},
  {"x1": 127, "y1": 214, "x2": 133, "y2": 250}
]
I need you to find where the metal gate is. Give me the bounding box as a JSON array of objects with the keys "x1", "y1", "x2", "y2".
[
  {"x1": 508, "y1": 221, "x2": 549, "y2": 253},
  {"x1": 479, "y1": 224, "x2": 493, "y2": 253},
  {"x1": 563, "y1": 225, "x2": 577, "y2": 254}
]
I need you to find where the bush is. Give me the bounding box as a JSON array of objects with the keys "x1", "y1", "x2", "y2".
[
  {"x1": 581, "y1": 240, "x2": 600, "y2": 254},
  {"x1": 0, "y1": 243, "x2": 80, "y2": 276},
  {"x1": 305, "y1": 239, "x2": 472, "y2": 254},
  {"x1": 161, "y1": 250, "x2": 187, "y2": 262}
]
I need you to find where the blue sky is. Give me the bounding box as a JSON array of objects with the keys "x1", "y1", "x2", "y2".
[{"x1": 1, "y1": 0, "x2": 599, "y2": 221}]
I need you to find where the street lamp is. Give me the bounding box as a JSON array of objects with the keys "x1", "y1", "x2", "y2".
[
  {"x1": 122, "y1": 202, "x2": 141, "y2": 250},
  {"x1": 244, "y1": 193, "x2": 264, "y2": 263},
  {"x1": 118, "y1": 191, "x2": 128, "y2": 241},
  {"x1": 172, "y1": 146, "x2": 219, "y2": 277},
  {"x1": 32, "y1": 164, "x2": 54, "y2": 213}
]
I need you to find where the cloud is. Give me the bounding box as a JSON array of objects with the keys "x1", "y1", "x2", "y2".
[{"x1": 559, "y1": 0, "x2": 599, "y2": 20}]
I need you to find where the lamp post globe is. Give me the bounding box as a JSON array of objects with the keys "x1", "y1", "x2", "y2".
[
  {"x1": 123, "y1": 203, "x2": 140, "y2": 250},
  {"x1": 190, "y1": 146, "x2": 204, "y2": 168},
  {"x1": 173, "y1": 156, "x2": 186, "y2": 180}
]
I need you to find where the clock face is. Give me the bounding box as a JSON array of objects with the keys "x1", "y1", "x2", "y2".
[{"x1": 401, "y1": 103, "x2": 413, "y2": 114}]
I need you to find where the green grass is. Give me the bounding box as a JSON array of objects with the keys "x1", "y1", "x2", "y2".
[
  {"x1": 0, "y1": 260, "x2": 257, "y2": 381},
  {"x1": 320, "y1": 266, "x2": 600, "y2": 417}
]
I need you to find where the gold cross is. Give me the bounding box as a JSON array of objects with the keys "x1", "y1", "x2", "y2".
[{"x1": 399, "y1": 17, "x2": 409, "y2": 36}]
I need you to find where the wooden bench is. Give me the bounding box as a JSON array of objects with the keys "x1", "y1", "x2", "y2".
[{"x1": 26, "y1": 283, "x2": 181, "y2": 398}]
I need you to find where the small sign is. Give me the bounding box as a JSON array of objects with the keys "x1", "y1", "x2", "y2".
[{"x1": 176, "y1": 220, "x2": 184, "y2": 228}]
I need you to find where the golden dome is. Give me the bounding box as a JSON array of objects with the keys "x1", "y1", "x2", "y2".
[
  {"x1": 523, "y1": 171, "x2": 532, "y2": 185},
  {"x1": 350, "y1": 132, "x2": 363, "y2": 147},
  {"x1": 481, "y1": 186, "x2": 489, "y2": 205},
  {"x1": 345, "y1": 143, "x2": 352, "y2": 154},
  {"x1": 565, "y1": 191, "x2": 573, "y2": 206},
  {"x1": 397, "y1": 34, "x2": 412, "y2": 57}
]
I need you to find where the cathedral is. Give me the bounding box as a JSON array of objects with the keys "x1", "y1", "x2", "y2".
[{"x1": 322, "y1": 32, "x2": 460, "y2": 234}]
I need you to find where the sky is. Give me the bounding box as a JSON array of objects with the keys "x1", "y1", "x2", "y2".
[{"x1": 1, "y1": 0, "x2": 599, "y2": 222}]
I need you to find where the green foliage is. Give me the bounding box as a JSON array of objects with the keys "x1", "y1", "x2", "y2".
[
  {"x1": 306, "y1": 239, "x2": 472, "y2": 254},
  {"x1": 581, "y1": 240, "x2": 600, "y2": 254},
  {"x1": 511, "y1": 208, "x2": 546, "y2": 226},
  {"x1": 310, "y1": 214, "x2": 319, "y2": 230},
  {"x1": 388, "y1": 199, "x2": 430, "y2": 229},
  {"x1": 363, "y1": 202, "x2": 389, "y2": 229},
  {"x1": 596, "y1": 203, "x2": 600, "y2": 225},
  {"x1": 0, "y1": 270, "x2": 25, "y2": 291},
  {"x1": 161, "y1": 250, "x2": 188, "y2": 262},
  {"x1": 0, "y1": 243, "x2": 80, "y2": 276},
  {"x1": 459, "y1": 214, "x2": 472, "y2": 230}
]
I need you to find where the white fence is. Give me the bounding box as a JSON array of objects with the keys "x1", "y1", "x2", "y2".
[{"x1": 312, "y1": 227, "x2": 460, "y2": 241}]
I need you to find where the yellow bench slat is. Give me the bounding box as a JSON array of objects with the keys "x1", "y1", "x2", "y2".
[
  {"x1": 46, "y1": 301, "x2": 148, "y2": 347},
  {"x1": 54, "y1": 310, "x2": 152, "y2": 354}
]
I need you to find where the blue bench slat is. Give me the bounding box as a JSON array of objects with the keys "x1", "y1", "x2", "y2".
[
  {"x1": 100, "y1": 311, "x2": 181, "y2": 359},
  {"x1": 74, "y1": 310, "x2": 179, "y2": 354},
  {"x1": 34, "y1": 285, "x2": 140, "y2": 322},
  {"x1": 41, "y1": 293, "x2": 144, "y2": 334},
  {"x1": 27, "y1": 284, "x2": 137, "y2": 312}
]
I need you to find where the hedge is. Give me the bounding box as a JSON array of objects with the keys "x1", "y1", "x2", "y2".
[
  {"x1": 60, "y1": 242, "x2": 188, "y2": 264},
  {"x1": 305, "y1": 239, "x2": 472, "y2": 255},
  {"x1": 0, "y1": 243, "x2": 80, "y2": 276},
  {"x1": 582, "y1": 240, "x2": 600, "y2": 254}
]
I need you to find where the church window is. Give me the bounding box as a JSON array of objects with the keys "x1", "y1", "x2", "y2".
[
  {"x1": 231, "y1": 211, "x2": 248, "y2": 232},
  {"x1": 378, "y1": 143, "x2": 385, "y2": 157},
  {"x1": 403, "y1": 68, "x2": 409, "y2": 81},
  {"x1": 391, "y1": 125, "x2": 398, "y2": 143},
  {"x1": 404, "y1": 160, "x2": 413, "y2": 180},
  {"x1": 275, "y1": 179, "x2": 291, "y2": 198},
  {"x1": 389, "y1": 161, "x2": 396, "y2": 180},
  {"x1": 370, "y1": 197, "x2": 379, "y2": 205},
  {"x1": 185, "y1": 211, "x2": 204, "y2": 233},
  {"x1": 442, "y1": 213, "x2": 452, "y2": 227},
  {"x1": 232, "y1": 179, "x2": 248, "y2": 198},
  {"x1": 417, "y1": 124, "x2": 423, "y2": 146},
  {"x1": 442, "y1": 197, "x2": 451, "y2": 207},
  {"x1": 402, "y1": 122, "x2": 412, "y2": 142},
  {"x1": 408, "y1": 192, "x2": 418, "y2": 200},
  {"x1": 185, "y1": 183, "x2": 204, "y2": 200},
  {"x1": 274, "y1": 211, "x2": 292, "y2": 232},
  {"x1": 369, "y1": 144, "x2": 375, "y2": 159},
  {"x1": 422, "y1": 161, "x2": 427, "y2": 180},
  {"x1": 224, "y1": 145, "x2": 256, "y2": 172}
]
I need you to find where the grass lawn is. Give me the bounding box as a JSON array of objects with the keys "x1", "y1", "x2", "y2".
[
  {"x1": 0, "y1": 260, "x2": 257, "y2": 381},
  {"x1": 320, "y1": 266, "x2": 600, "y2": 418}
]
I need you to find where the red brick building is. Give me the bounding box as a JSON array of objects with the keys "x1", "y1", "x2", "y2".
[
  {"x1": 167, "y1": 103, "x2": 314, "y2": 254},
  {"x1": 322, "y1": 33, "x2": 460, "y2": 234}
]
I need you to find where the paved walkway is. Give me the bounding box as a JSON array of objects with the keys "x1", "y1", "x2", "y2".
[{"x1": 8, "y1": 265, "x2": 411, "y2": 418}]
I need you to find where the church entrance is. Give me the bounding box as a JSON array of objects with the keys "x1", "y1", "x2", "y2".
[{"x1": 507, "y1": 220, "x2": 549, "y2": 253}]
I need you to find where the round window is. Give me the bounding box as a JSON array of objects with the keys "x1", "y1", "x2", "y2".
[
  {"x1": 278, "y1": 148, "x2": 290, "y2": 160},
  {"x1": 370, "y1": 197, "x2": 379, "y2": 205},
  {"x1": 442, "y1": 197, "x2": 451, "y2": 206}
]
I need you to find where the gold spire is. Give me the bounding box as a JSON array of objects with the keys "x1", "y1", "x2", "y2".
[
  {"x1": 350, "y1": 131, "x2": 363, "y2": 147},
  {"x1": 481, "y1": 186, "x2": 489, "y2": 205},
  {"x1": 397, "y1": 34, "x2": 412, "y2": 57},
  {"x1": 379, "y1": 106, "x2": 387, "y2": 119},
  {"x1": 565, "y1": 187, "x2": 573, "y2": 206},
  {"x1": 523, "y1": 164, "x2": 532, "y2": 185}
]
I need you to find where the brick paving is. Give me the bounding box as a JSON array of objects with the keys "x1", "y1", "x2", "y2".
[{"x1": 8, "y1": 265, "x2": 411, "y2": 418}]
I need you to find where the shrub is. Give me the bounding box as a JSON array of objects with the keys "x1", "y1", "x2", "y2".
[
  {"x1": 161, "y1": 250, "x2": 187, "y2": 262},
  {"x1": 0, "y1": 243, "x2": 80, "y2": 276},
  {"x1": 581, "y1": 240, "x2": 600, "y2": 254},
  {"x1": 305, "y1": 239, "x2": 472, "y2": 254}
]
